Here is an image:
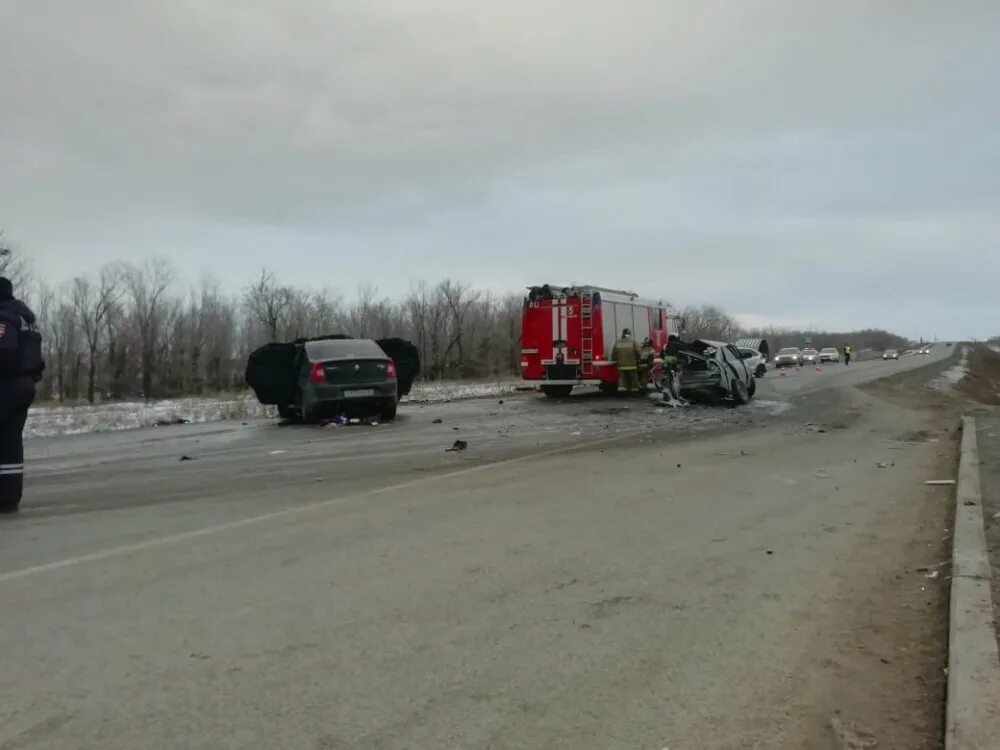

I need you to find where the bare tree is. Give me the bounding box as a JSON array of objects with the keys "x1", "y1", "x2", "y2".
[
  {"x1": 72, "y1": 265, "x2": 123, "y2": 402},
  {"x1": 0, "y1": 231, "x2": 32, "y2": 291},
  {"x1": 243, "y1": 269, "x2": 293, "y2": 342},
  {"x1": 125, "y1": 258, "x2": 175, "y2": 399}
]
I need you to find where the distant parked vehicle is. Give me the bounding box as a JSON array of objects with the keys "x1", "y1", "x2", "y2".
[
  {"x1": 919, "y1": 347, "x2": 932, "y2": 355},
  {"x1": 801, "y1": 348, "x2": 821, "y2": 365},
  {"x1": 773, "y1": 347, "x2": 803, "y2": 368},
  {"x1": 883, "y1": 349, "x2": 900, "y2": 360},
  {"x1": 738, "y1": 347, "x2": 768, "y2": 378},
  {"x1": 819, "y1": 347, "x2": 840, "y2": 363}
]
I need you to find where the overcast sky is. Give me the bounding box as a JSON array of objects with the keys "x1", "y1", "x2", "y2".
[{"x1": 2, "y1": 0, "x2": 997, "y2": 339}]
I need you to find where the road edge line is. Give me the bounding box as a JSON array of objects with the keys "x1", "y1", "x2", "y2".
[{"x1": 946, "y1": 416, "x2": 1000, "y2": 749}]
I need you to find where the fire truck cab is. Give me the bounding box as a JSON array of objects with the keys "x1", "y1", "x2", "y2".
[{"x1": 520, "y1": 284, "x2": 673, "y2": 397}]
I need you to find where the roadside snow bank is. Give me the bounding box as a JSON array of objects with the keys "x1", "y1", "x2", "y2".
[
  {"x1": 26, "y1": 396, "x2": 275, "y2": 439},
  {"x1": 404, "y1": 380, "x2": 529, "y2": 403},
  {"x1": 26, "y1": 380, "x2": 536, "y2": 439}
]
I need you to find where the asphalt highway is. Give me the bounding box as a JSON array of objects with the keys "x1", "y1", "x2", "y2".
[{"x1": 0, "y1": 346, "x2": 955, "y2": 749}]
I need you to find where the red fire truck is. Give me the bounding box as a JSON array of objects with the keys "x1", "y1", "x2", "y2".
[{"x1": 520, "y1": 284, "x2": 674, "y2": 397}]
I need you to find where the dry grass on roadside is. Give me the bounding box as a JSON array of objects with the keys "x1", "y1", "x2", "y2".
[{"x1": 957, "y1": 345, "x2": 1000, "y2": 406}]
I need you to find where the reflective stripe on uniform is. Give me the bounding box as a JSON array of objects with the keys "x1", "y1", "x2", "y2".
[{"x1": 0, "y1": 463, "x2": 24, "y2": 475}]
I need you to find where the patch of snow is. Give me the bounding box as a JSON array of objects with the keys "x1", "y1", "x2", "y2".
[
  {"x1": 404, "y1": 380, "x2": 528, "y2": 403},
  {"x1": 750, "y1": 399, "x2": 794, "y2": 416},
  {"x1": 27, "y1": 380, "x2": 536, "y2": 439},
  {"x1": 26, "y1": 396, "x2": 275, "y2": 439},
  {"x1": 931, "y1": 347, "x2": 969, "y2": 392}
]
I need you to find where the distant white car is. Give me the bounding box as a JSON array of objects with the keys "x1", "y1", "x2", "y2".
[
  {"x1": 883, "y1": 350, "x2": 900, "y2": 360},
  {"x1": 801, "y1": 348, "x2": 821, "y2": 365},
  {"x1": 819, "y1": 347, "x2": 840, "y2": 363},
  {"x1": 739, "y1": 347, "x2": 767, "y2": 378},
  {"x1": 773, "y1": 348, "x2": 803, "y2": 368}
]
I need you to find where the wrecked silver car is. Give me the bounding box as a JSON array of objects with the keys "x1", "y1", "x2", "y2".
[{"x1": 677, "y1": 340, "x2": 757, "y2": 404}]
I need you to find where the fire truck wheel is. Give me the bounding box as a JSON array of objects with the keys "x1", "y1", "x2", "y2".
[
  {"x1": 747, "y1": 378, "x2": 757, "y2": 399},
  {"x1": 599, "y1": 382, "x2": 618, "y2": 395},
  {"x1": 541, "y1": 385, "x2": 573, "y2": 399}
]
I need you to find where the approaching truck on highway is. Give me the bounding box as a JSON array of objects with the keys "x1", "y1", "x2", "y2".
[{"x1": 520, "y1": 285, "x2": 674, "y2": 398}]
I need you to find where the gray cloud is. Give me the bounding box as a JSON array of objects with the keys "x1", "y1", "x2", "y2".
[{"x1": 2, "y1": 0, "x2": 998, "y2": 338}]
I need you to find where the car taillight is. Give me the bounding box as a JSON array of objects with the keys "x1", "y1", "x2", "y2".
[
  {"x1": 386, "y1": 359, "x2": 397, "y2": 379},
  {"x1": 309, "y1": 362, "x2": 326, "y2": 384}
]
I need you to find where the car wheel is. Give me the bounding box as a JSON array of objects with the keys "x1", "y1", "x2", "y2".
[
  {"x1": 541, "y1": 385, "x2": 574, "y2": 399},
  {"x1": 277, "y1": 403, "x2": 295, "y2": 420},
  {"x1": 747, "y1": 378, "x2": 756, "y2": 398},
  {"x1": 379, "y1": 400, "x2": 398, "y2": 421},
  {"x1": 731, "y1": 378, "x2": 749, "y2": 405},
  {"x1": 755, "y1": 364, "x2": 766, "y2": 378}
]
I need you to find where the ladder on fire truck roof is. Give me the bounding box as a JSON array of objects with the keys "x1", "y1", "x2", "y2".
[{"x1": 581, "y1": 290, "x2": 594, "y2": 377}]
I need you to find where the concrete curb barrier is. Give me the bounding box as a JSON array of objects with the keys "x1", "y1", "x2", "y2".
[{"x1": 946, "y1": 416, "x2": 1000, "y2": 749}]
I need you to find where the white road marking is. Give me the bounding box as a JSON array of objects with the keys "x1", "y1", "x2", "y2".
[
  {"x1": 20, "y1": 504, "x2": 83, "y2": 513},
  {"x1": 0, "y1": 435, "x2": 628, "y2": 584}
]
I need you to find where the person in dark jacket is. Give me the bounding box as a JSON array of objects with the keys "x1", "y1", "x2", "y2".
[{"x1": 0, "y1": 277, "x2": 41, "y2": 514}]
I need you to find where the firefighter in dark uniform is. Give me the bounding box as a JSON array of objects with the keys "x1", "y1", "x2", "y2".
[{"x1": 0, "y1": 277, "x2": 43, "y2": 514}]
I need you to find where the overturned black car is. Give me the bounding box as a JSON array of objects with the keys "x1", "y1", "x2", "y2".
[
  {"x1": 674, "y1": 339, "x2": 757, "y2": 404},
  {"x1": 246, "y1": 335, "x2": 420, "y2": 421}
]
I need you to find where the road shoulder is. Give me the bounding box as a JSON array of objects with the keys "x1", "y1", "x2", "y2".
[{"x1": 947, "y1": 417, "x2": 1000, "y2": 749}]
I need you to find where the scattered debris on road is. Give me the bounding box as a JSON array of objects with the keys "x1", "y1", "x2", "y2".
[
  {"x1": 924, "y1": 479, "x2": 956, "y2": 486},
  {"x1": 446, "y1": 440, "x2": 469, "y2": 452},
  {"x1": 830, "y1": 717, "x2": 878, "y2": 750},
  {"x1": 432, "y1": 418, "x2": 443, "y2": 424},
  {"x1": 876, "y1": 462, "x2": 889, "y2": 469},
  {"x1": 269, "y1": 450, "x2": 288, "y2": 455},
  {"x1": 179, "y1": 455, "x2": 196, "y2": 462}
]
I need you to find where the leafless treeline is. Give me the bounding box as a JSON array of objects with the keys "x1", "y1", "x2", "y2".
[
  {"x1": 5, "y1": 249, "x2": 527, "y2": 402},
  {"x1": 0, "y1": 238, "x2": 910, "y2": 403}
]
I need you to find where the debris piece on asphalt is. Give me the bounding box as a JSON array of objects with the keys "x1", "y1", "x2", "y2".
[
  {"x1": 876, "y1": 462, "x2": 889, "y2": 469},
  {"x1": 446, "y1": 440, "x2": 469, "y2": 452},
  {"x1": 925, "y1": 570, "x2": 940, "y2": 579},
  {"x1": 677, "y1": 463, "x2": 682, "y2": 468},
  {"x1": 830, "y1": 717, "x2": 878, "y2": 750},
  {"x1": 963, "y1": 500, "x2": 977, "y2": 507},
  {"x1": 179, "y1": 455, "x2": 196, "y2": 462},
  {"x1": 269, "y1": 450, "x2": 288, "y2": 455},
  {"x1": 924, "y1": 479, "x2": 956, "y2": 486},
  {"x1": 815, "y1": 471, "x2": 832, "y2": 479},
  {"x1": 432, "y1": 418, "x2": 443, "y2": 424},
  {"x1": 571, "y1": 431, "x2": 582, "y2": 436},
  {"x1": 766, "y1": 549, "x2": 774, "y2": 555}
]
